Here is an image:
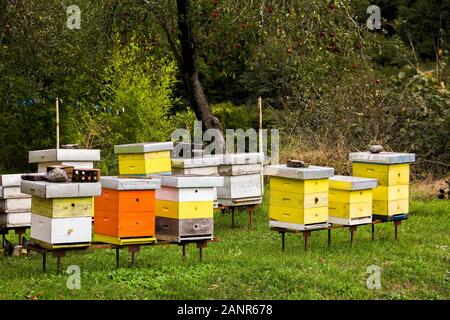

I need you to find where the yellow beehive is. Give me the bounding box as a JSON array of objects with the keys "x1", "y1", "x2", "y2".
[
  {"x1": 265, "y1": 165, "x2": 334, "y2": 231},
  {"x1": 31, "y1": 196, "x2": 94, "y2": 218},
  {"x1": 349, "y1": 151, "x2": 415, "y2": 220},
  {"x1": 114, "y1": 142, "x2": 174, "y2": 176},
  {"x1": 328, "y1": 175, "x2": 378, "y2": 226}
]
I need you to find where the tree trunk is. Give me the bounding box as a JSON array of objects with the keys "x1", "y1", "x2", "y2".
[{"x1": 176, "y1": 0, "x2": 224, "y2": 149}]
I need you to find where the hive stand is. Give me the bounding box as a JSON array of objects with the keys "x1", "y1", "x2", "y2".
[
  {"x1": 1, "y1": 226, "x2": 28, "y2": 250},
  {"x1": 218, "y1": 204, "x2": 256, "y2": 229},
  {"x1": 26, "y1": 238, "x2": 214, "y2": 273},
  {"x1": 273, "y1": 219, "x2": 404, "y2": 253}
]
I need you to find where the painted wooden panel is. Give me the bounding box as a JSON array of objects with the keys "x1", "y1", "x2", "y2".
[
  {"x1": 352, "y1": 163, "x2": 410, "y2": 186},
  {"x1": 119, "y1": 157, "x2": 171, "y2": 175},
  {"x1": 156, "y1": 187, "x2": 215, "y2": 202},
  {"x1": 265, "y1": 165, "x2": 334, "y2": 180},
  {"x1": 0, "y1": 186, "x2": 30, "y2": 199},
  {"x1": 328, "y1": 201, "x2": 372, "y2": 219},
  {"x1": 21, "y1": 180, "x2": 101, "y2": 198},
  {"x1": 95, "y1": 188, "x2": 155, "y2": 213},
  {"x1": 93, "y1": 234, "x2": 156, "y2": 245},
  {"x1": 270, "y1": 190, "x2": 328, "y2": 209},
  {"x1": 329, "y1": 189, "x2": 372, "y2": 204},
  {"x1": 269, "y1": 205, "x2": 328, "y2": 225},
  {"x1": 372, "y1": 199, "x2": 409, "y2": 216},
  {"x1": 372, "y1": 185, "x2": 409, "y2": 201},
  {"x1": 0, "y1": 212, "x2": 31, "y2": 227},
  {"x1": 270, "y1": 177, "x2": 329, "y2": 194},
  {"x1": 217, "y1": 174, "x2": 262, "y2": 199},
  {"x1": 0, "y1": 174, "x2": 24, "y2": 187},
  {"x1": 171, "y1": 167, "x2": 218, "y2": 176},
  {"x1": 155, "y1": 200, "x2": 213, "y2": 219},
  {"x1": 29, "y1": 149, "x2": 100, "y2": 163},
  {"x1": 31, "y1": 196, "x2": 93, "y2": 218},
  {"x1": 0, "y1": 198, "x2": 31, "y2": 213},
  {"x1": 218, "y1": 163, "x2": 262, "y2": 176},
  {"x1": 114, "y1": 142, "x2": 173, "y2": 154},
  {"x1": 329, "y1": 175, "x2": 378, "y2": 190},
  {"x1": 349, "y1": 152, "x2": 415, "y2": 164},
  {"x1": 30, "y1": 214, "x2": 92, "y2": 244},
  {"x1": 155, "y1": 217, "x2": 213, "y2": 242}
]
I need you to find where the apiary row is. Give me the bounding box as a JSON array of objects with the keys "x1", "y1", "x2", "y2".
[{"x1": 266, "y1": 151, "x2": 415, "y2": 231}]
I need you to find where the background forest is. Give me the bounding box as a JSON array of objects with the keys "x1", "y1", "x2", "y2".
[{"x1": 0, "y1": 0, "x2": 448, "y2": 178}]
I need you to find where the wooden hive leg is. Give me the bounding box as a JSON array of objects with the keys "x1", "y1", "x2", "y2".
[
  {"x1": 394, "y1": 220, "x2": 401, "y2": 240},
  {"x1": 281, "y1": 231, "x2": 286, "y2": 253},
  {"x1": 349, "y1": 226, "x2": 357, "y2": 246},
  {"x1": 128, "y1": 245, "x2": 141, "y2": 268},
  {"x1": 181, "y1": 243, "x2": 187, "y2": 261},
  {"x1": 303, "y1": 231, "x2": 311, "y2": 252},
  {"x1": 52, "y1": 251, "x2": 65, "y2": 273},
  {"x1": 17, "y1": 230, "x2": 24, "y2": 246},
  {"x1": 248, "y1": 206, "x2": 254, "y2": 228},
  {"x1": 197, "y1": 241, "x2": 207, "y2": 262},
  {"x1": 231, "y1": 207, "x2": 236, "y2": 229},
  {"x1": 371, "y1": 223, "x2": 375, "y2": 241}
]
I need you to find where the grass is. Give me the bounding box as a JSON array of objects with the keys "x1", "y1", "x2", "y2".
[{"x1": 0, "y1": 196, "x2": 449, "y2": 300}]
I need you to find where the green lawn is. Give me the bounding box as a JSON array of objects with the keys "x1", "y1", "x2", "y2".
[{"x1": 0, "y1": 199, "x2": 449, "y2": 300}]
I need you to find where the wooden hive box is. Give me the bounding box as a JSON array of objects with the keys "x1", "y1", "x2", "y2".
[
  {"x1": 154, "y1": 175, "x2": 224, "y2": 242},
  {"x1": 328, "y1": 175, "x2": 378, "y2": 226},
  {"x1": 94, "y1": 177, "x2": 161, "y2": 244},
  {"x1": 29, "y1": 149, "x2": 100, "y2": 173},
  {"x1": 115, "y1": 142, "x2": 173, "y2": 176},
  {"x1": 216, "y1": 153, "x2": 264, "y2": 206},
  {"x1": 21, "y1": 180, "x2": 102, "y2": 248},
  {"x1": 350, "y1": 152, "x2": 415, "y2": 220},
  {"x1": 0, "y1": 174, "x2": 32, "y2": 228},
  {"x1": 265, "y1": 165, "x2": 334, "y2": 231},
  {"x1": 171, "y1": 156, "x2": 221, "y2": 207},
  {"x1": 0, "y1": 212, "x2": 31, "y2": 228}
]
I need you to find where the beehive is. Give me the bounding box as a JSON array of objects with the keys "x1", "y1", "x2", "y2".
[
  {"x1": 29, "y1": 148, "x2": 100, "y2": 173},
  {"x1": 217, "y1": 153, "x2": 264, "y2": 206},
  {"x1": 114, "y1": 142, "x2": 174, "y2": 177},
  {"x1": 154, "y1": 175, "x2": 224, "y2": 242},
  {"x1": 21, "y1": 180, "x2": 101, "y2": 249},
  {"x1": 349, "y1": 152, "x2": 415, "y2": 221},
  {"x1": 171, "y1": 156, "x2": 221, "y2": 207},
  {"x1": 93, "y1": 177, "x2": 161, "y2": 245},
  {"x1": 265, "y1": 165, "x2": 334, "y2": 230},
  {"x1": 328, "y1": 175, "x2": 378, "y2": 226},
  {"x1": 0, "y1": 174, "x2": 31, "y2": 228}
]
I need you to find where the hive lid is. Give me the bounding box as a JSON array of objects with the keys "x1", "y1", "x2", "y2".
[
  {"x1": 100, "y1": 176, "x2": 161, "y2": 190},
  {"x1": 171, "y1": 156, "x2": 221, "y2": 169},
  {"x1": 329, "y1": 175, "x2": 378, "y2": 190},
  {"x1": 264, "y1": 165, "x2": 334, "y2": 180},
  {"x1": 152, "y1": 174, "x2": 224, "y2": 188},
  {"x1": 217, "y1": 153, "x2": 264, "y2": 165},
  {"x1": 114, "y1": 142, "x2": 174, "y2": 154},
  {"x1": 29, "y1": 149, "x2": 100, "y2": 163},
  {"x1": 0, "y1": 174, "x2": 28, "y2": 187},
  {"x1": 349, "y1": 152, "x2": 415, "y2": 164},
  {"x1": 21, "y1": 180, "x2": 101, "y2": 198}
]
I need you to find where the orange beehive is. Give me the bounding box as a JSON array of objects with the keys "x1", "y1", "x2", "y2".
[{"x1": 94, "y1": 177, "x2": 161, "y2": 239}]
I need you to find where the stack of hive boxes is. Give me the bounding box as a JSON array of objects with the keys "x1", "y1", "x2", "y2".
[
  {"x1": 328, "y1": 175, "x2": 378, "y2": 226},
  {"x1": 29, "y1": 148, "x2": 100, "y2": 173},
  {"x1": 94, "y1": 177, "x2": 161, "y2": 245},
  {"x1": 171, "y1": 157, "x2": 221, "y2": 207},
  {"x1": 21, "y1": 180, "x2": 101, "y2": 249},
  {"x1": 0, "y1": 174, "x2": 31, "y2": 228},
  {"x1": 154, "y1": 175, "x2": 223, "y2": 242},
  {"x1": 350, "y1": 152, "x2": 415, "y2": 221},
  {"x1": 265, "y1": 165, "x2": 334, "y2": 230},
  {"x1": 115, "y1": 142, "x2": 173, "y2": 177},
  {"x1": 217, "y1": 153, "x2": 264, "y2": 206}
]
